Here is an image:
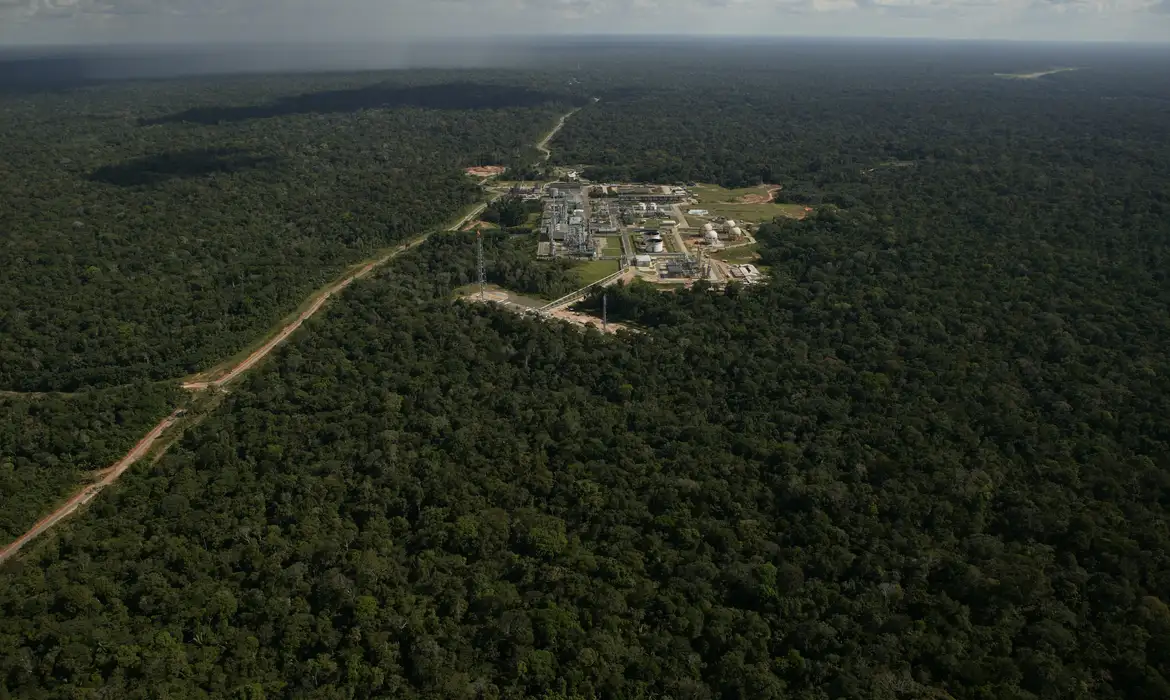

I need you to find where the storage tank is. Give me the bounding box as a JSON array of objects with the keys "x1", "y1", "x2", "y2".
[
  {"x1": 549, "y1": 187, "x2": 560, "y2": 198},
  {"x1": 647, "y1": 239, "x2": 665, "y2": 254},
  {"x1": 704, "y1": 229, "x2": 719, "y2": 243},
  {"x1": 703, "y1": 222, "x2": 715, "y2": 232},
  {"x1": 723, "y1": 219, "x2": 737, "y2": 232},
  {"x1": 731, "y1": 226, "x2": 743, "y2": 239}
]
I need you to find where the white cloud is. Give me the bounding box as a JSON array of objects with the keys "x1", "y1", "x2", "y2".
[{"x1": 0, "y1": 0, "x2": 1167, "y2": 43}]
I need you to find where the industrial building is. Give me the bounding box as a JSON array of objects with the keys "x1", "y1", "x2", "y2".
[
  {"x1": 542, "y1": 185, "x2": 596, "y2": 258},
  {"x1": 616, "y1": 185, "x2": 688, "y2": 203}
]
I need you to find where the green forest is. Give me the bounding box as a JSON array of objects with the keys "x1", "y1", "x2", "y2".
[
  {"x1": 0, "y1": 385, "x2": 179, "y2": 543},
  {"x1": 3, "y1": 43, "x2": 1170, "y2": 699},
  {"x1": 0, "y1": 72, "x2": 575, "y2": 392}
]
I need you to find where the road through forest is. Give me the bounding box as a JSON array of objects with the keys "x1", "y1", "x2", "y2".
[
  {"x1": 0, "y1": 106, "x2": 583, "y2": 566},
  {"x1": 0, "y1": 409, "x2": 184, "y2": 565},
  {"x1": 536, "y1": 104, "x2": 583, "y2": 161}
]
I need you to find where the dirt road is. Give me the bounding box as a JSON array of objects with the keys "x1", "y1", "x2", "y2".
[
  {"x1": 0, "y1": 107, "x2": 584, "y2": 565},
  {"x1": 536, "y1": 103, "x2": 587, "y2": 161},
  {"x1": 0, "y1": 409, "x2": 184, "y2": 566},
  {"x1": 184, "y1": 201, "x2": 493, "y2": 391}
]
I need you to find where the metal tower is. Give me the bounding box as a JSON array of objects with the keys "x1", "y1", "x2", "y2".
[
  {"x1": 602, "y1": 293, "x2": 608, "y2": 333},
  {"x1": 476, "y1": 229, "x2": 486, "y2": 300}
]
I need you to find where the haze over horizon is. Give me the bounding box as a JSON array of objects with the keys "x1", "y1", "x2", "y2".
[{"x1": 1, "y1": 0, "x2": 1168, "y2": 47}]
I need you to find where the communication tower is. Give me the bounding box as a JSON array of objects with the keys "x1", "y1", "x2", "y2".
[{"x1": 476, "y1": 229, "x2": 486, "y2": 300}]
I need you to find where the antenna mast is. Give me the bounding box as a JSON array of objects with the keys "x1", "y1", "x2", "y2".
[
  {"x1": 602, "y1": 293, "x2": 608, "y2": 333},
  {"x1": 476, "y1": 229, "x2": 486, "y2": 301}
]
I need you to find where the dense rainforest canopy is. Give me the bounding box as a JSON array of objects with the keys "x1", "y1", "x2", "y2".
[
  {"x1": 0, "y1": 71, "x2": 575, "y2": 392},
  {"x1": 3, "y1": 42, "x2": 1170, "y2": 700},
  {"x1": 0, "y1": 384, "x2": 178, "y2": 543}
]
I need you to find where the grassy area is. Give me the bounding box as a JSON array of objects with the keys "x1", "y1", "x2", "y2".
[
  {"x1": 595, "y1": 237, "x2": 622, "y2": 254},
  {"x1": 712, "y1": 244, "x2": 761, "y2": 265},
  {"x1": 574, "y1": 259, "x2": 620, "y2": 286},
  {"x1": 690, "y1": 183, "x2": 810, "y2": 223},
  {"x1": 691, "y1": 184, "x2": 771, "y2": 201}
]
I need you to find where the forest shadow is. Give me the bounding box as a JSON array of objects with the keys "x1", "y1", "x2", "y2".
[
  {"x1": 141, "y1": 81, "x2": 568, "y2": 126},
  {"x1": 0, "y1": 56, "x2": 101, "y2": 95},
  {"x1": 88, "y1": 148, "x2": 276, "y2": 187}
]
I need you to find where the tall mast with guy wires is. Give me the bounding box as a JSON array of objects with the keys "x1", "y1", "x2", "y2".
[{"x1": 476, "y1": 229, "x2": 486, "y2": 300}]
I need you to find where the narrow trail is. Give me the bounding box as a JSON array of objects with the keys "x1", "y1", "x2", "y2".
[{"x1": 0, "y1": 107, "x2": 584, "y2": 566}]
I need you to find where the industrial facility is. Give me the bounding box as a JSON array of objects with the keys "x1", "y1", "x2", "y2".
[
  {"x1": 536, "y1": 181, "x2": 762, "y2": 289},
  {"x1": 541, "y1": 184, "x2": 596, "y2": 258}
]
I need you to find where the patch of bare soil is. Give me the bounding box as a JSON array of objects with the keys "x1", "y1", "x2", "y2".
[
  {"x1": 737, "y1": 185, "x2": 782, "y2": 204},
  {"x1": 465, "y1": 165, "x2": 506, "y2": 177}
]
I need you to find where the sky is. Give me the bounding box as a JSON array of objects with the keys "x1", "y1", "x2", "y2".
[{"x1": 0, "y1": 0, "x2": 1167, "y2": 46}]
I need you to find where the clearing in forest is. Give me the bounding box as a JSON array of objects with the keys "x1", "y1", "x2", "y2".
[
  {"x1": 712, "y1": 243, "x2": 761, "y2": 265},
  {"x1": 690, "y1": 183, "x2": 809, "y2": 223},
  {"x1": 455, "y1": 284, "x2": 546, "y2": 310},
  {"x1": 573, "y1": 259, "x2": 620, "y2": 286},
  {"x1": 465, "y1": 165, "x2": 507, "y2": 177}
]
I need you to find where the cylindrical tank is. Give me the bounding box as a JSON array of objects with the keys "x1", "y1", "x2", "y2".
[
  {"x1": 703, "y1": 222, "x2": 715, "y2": 232},
  {"x1": 549, "y1": 187, "x2": 560, "y2": 198},
  {"x1": 731, "y1": 227, "x2": 743, "y2": 238},
  {"x1": 723, "y1": 219, "x2": 737, "y2": 231},
  {"x1": 704, "y1": 230, "x2": 719, "y2": 243},
  {"x1": 647, "y1": 240, "x2": 665, "y2": 253}
]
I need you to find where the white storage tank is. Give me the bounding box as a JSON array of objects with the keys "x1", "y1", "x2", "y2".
[
  {"x1": 704, "y1": 229, "x2": 719, "y2": 243},
  {"x1": 647, "y1": 239, "x2": 665, "y2": 253},
  {"x1": 703, "y1": 222, "x2": 715, "y2": 232},
  {"x1": 723, "y1": 219, "x2": 737, "y2": 232},
  {"x1": 731, "y1": 226, "x2": 743, "y2": 238}
]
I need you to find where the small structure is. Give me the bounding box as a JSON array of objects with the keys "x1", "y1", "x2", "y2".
[
  {"x1": 635, "y1": 254, "x2": 653, "y2": 267},
  {"x1": 688, "y1": 209, "x2": 709, "y2": 216}
]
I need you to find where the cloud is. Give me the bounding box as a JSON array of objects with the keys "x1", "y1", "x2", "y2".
[{"x1": 1, "y1": 0, "x2": 1167, "y2": 42}]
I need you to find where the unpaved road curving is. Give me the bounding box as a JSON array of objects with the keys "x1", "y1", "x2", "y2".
[
  {"x1": 0, "y1": 409, "x2": 184, "y2": 566},
  {"x1": 0, "y1": 107, "x2": 583, "y2": 565},
  {"x1": 536, "y1": 103, "x2": 588, "y2": 161}
]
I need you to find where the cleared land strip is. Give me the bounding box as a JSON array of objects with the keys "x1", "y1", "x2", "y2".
[
  {"x1": 0, "y1": 409, "x2": 183, "y2": 565},
  {"x1": 0, "y1": 107, "x2": 581, "y2": 565}
]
